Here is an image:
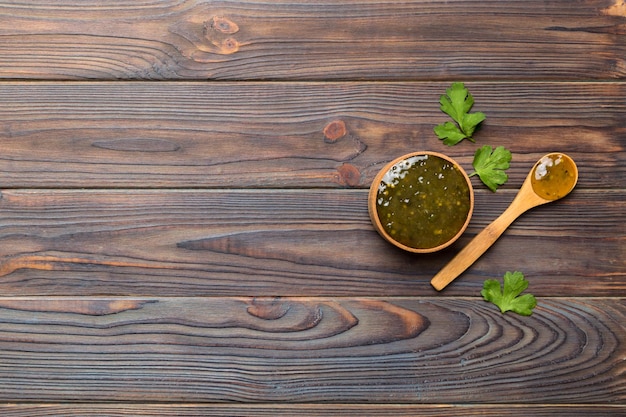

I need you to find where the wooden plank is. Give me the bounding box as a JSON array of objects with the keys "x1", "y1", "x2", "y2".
[
  {"x1": 0, "y1": 0, "x2": 623, "y2": 80},
  {"x1": 0, "y1": 297, "x2": 623, "y2": 403},
  {"x1": 0, "y1": 1, "x2": 621, "y2": 413},
  {"x1": 0, "y1": 404, "x2": 624, "y2": 417},
  {"x1": 0, "y1": 82, "x2": 624, "y2": 189},
  {"x1": 0, "y1": 189, "x2": 622, "y2": 297}
]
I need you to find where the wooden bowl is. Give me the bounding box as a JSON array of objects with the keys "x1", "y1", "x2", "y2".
[{"x1": 368, "y1": 151, "x2": 474, "y2": 253}]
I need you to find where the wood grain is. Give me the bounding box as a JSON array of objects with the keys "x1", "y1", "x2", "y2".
[
  {"x1": 0, "y1": 1, "x2": 624, "y2": 413},
  {"x1": 0, "y1": 404, "x2": 624, "y2": 416},
  {"x1": 0, "y1": 297, "x2": 623, "y2": 403},
  {"x1": 0, "y1": 0, "x2": 624, "y2": 80},
  {"x1": 0, "y1": 82, "x2": 624, "y2": 189},
  {"x1": 0, "y1": 189, "x2": 622, "y2": 297}
]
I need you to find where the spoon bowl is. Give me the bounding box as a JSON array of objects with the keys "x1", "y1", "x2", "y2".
[{"x1": 431, "y1": 152, "x2": 578, "y2": 291}]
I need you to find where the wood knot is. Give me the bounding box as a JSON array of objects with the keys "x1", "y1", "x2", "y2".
[
  {"x1": 323, "y1": 120, "x2": 347, "y2": 142},
  {"x1": 202, "y1": 16, "x2": 241, "y2": 54},
  {"x1": 246, "y1": 298, "x2": 291, "y2": 320},
  {"x1": 208, "y1": 16, "x2": 239, "y2": 34},
  {"x1": 218, "y1": 37, "x2": 239, "y2": 54},
  {"x1": 601, "y1": 0, "x2": 626, "y2": 17},
  {"x1": 335, "y1": 163, "x2": 361, "y2": 187}
]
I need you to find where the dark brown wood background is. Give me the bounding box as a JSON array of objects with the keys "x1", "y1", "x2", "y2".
[{"x1": 0, "y1": 1, "x2": 624, "y2": 415}]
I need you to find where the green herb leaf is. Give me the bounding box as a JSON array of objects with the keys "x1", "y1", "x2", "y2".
[
  {"x1": 470, "y1": 145, "x2": 512, "y2": 192},
  {"x1": 481, "y1": 271, "x2": 537, "y2": 316},
  {"x1": 434, "y1": 82, "x2": 486, "y2": 145},
  {"x1": 433, "y1": 122, "x2": 467, "y2": 146}
]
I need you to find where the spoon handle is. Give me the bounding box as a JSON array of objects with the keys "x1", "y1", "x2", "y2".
[{"x1": 430, "y1": 203, "x2": 529, "y2": 291}]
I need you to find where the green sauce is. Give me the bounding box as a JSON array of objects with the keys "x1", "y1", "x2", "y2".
[{"x1": 375, "y1": 154, "x2": 471, "y2": 249}]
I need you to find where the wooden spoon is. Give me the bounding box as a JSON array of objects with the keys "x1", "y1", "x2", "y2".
[{"x1": 431, "y1": 153, "x2": 578, "y2": 291}]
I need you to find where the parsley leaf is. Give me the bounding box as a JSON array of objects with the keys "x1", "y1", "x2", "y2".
[
  {"x1": 481, "y1": 271, "x2": 537, "y2": 316},
  {"x1": 434, "y1": 82, "x2": 486, "y2": 146},
  {"x1": 469, "y1": 145, "x2": 512, "y2": 192}
]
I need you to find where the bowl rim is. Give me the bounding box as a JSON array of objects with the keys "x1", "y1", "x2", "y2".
[{"x1": 368, "y1": 151, "x2": 474, "y2": 253}]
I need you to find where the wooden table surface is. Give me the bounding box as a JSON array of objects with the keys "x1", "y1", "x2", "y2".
[{"x1": 0, "y1": 1, "x2": 624, "y2": 415}]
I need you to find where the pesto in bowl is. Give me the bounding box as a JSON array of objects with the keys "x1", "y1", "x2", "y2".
[{"x1": 369, "y1": 152, "x2": 474, "y2": 253}]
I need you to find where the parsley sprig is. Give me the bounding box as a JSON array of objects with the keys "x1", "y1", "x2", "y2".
[
  {"x1": 434, "y1": 82, "x2": 511, "y2": 192},
  {"x1": 434, "y1": 82, "x2": 485, "y2": 146},
  {"x1": 469, "y1": 145, "x2": 512, "y2": 192},
  {"x1": 481, "y1": 271, "x2": 537, "y2": 316}
]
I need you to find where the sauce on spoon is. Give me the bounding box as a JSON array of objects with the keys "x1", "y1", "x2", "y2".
[{"x1": 531, "y1": 153, "x2": 577, "y2": 200}]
